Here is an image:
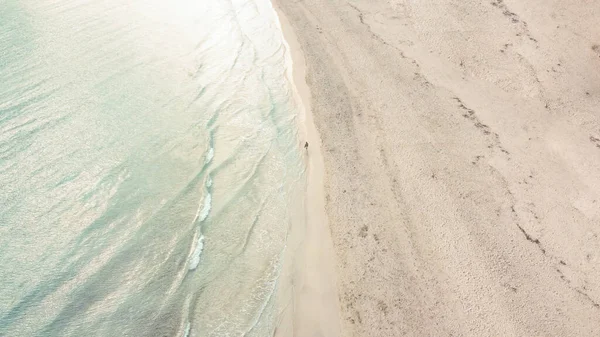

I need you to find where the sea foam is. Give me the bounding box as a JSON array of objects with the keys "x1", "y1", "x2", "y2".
[
  {"x1": 205, "y1": 146, "x2": 214, "y2": 164},
  {"x1": 188, "y1": 234, "x2": 205, "y2": 271},
  {"x1": 198, "y1": 193, "x2": 211, "y2": 223},
  {"x1": 182, "y1": 322, "x2": 191, "y2": 337}
]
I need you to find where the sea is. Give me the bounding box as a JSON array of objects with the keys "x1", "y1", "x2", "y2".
[{"x1": 0, "y1": 0, "x2": 306, "y2": 335}]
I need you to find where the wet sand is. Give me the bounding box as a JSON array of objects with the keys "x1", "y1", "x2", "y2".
[
  {"x1": 273, "y1": 3, "x2": 341, "y2": 337},
  {"x1": 276, "y1": 0, "x2": 600, "y2": 335}
]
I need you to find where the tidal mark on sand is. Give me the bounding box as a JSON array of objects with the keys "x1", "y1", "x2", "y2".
[
  {"x1": 516, "y1": 221, "x2": 600, "y2": 309},
  {"x1": 590, "y1": 135, "x2": 600, "y2": 149},
  {"x1": 451, "y1": 96, "x2": 510, "y2": 156},
  {"x1": 516, "y1": 223, "x2": 545, "y2": 254},
  {"x1": 490, "y1": 0, "x2": 538, "y2": 44}
]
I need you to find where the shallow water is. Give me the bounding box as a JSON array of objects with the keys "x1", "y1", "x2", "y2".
[{"x1": 0, "y1": 0, "x2": 304, "y2": 335}]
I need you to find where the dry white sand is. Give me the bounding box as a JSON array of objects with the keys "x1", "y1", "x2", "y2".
[{"x1": 277, "y1": 0, "x2": 600, "y2": 335}]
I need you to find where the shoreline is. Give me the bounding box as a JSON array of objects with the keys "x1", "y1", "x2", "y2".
[
  {"x1": 269, "y1": 0, "x2": 600, "y2": 335},
  {"x1": 272, "y1": 2, "x2": 342, "y2": 336}
]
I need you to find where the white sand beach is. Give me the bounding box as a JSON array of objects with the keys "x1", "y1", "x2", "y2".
[
  {"x1": 276, "y1": 0, "x2": 600, "y2": 335},
  {"x1": 274, "y1": 4, "x2": 342, "y2": 337}
]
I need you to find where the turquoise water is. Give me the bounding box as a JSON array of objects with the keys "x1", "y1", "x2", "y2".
[{"x1": 0, "y1": 0, "x2": 304, "y2": 335}]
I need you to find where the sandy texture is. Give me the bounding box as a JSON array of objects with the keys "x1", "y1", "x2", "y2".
[
  {"x1": 276, "y1": 0, "x2": 600, "y2": 335},
  {"x1": 273, "y1": 4, "x2": 341, "y2": 337}
]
